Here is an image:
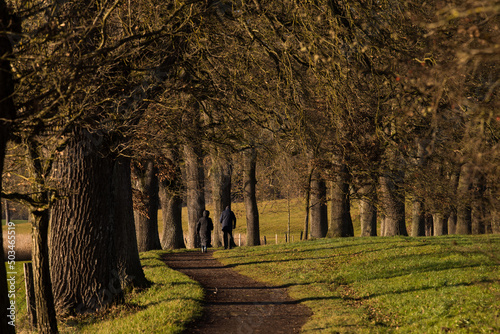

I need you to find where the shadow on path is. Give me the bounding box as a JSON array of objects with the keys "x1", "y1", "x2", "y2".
[{"x1": 163, "y1": 250, "x2": 312, "y2": 334}]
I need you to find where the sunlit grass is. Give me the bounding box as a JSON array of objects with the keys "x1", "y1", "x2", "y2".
[
  {"x1": 7, "y1": 250, "x2": 203, "y2": 334},
  {"x1": 214, "y1": 235, "x2": 500, "y2": 333}
]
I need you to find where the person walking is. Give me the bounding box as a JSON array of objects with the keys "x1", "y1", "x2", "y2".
[
  {"x1": 220, "y1": 206, "x2": 236, "y2": 249},
  {"x1": 197, "y1": 210, "x2": 214, "y2": 253}
]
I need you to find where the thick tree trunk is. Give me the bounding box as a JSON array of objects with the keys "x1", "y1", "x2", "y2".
[
  {"x1": 0, "y1": 1, "x2": 16, "y2": 331},
  {"x1": 456, "y1": 163, "x2": 473, "y2": 235},
  {"x1": 132, "y1": 160, "x2": 161, "y2": 252},
  {"x1": 411, "y1": 200, "x2": 426, "y2": 237},
  {"x1": 433, "y1": 212, "x2": 448, "y2": 236},
  {"x1": 310, "y1": 176, "x2": 328, "y2": 238},
  {"x1": 447, "y1": 170, "x2": 460, "y2": 234},
  {"x1": 471, "y1": 167, "x2": 487, "y2": 235},
  {"x1": 112, "y1": 158, "x2": 148, "y2": 287},
  {"x1": 379, "y1": 172, "x2": 408, "y2": 236},
  {"x1": 31, "y1": 209, "x2": 58, "y2": 333},
  {"x1": 425, "y1": 214, "x2": 433, "y2": 236},
  {"x1": 447, "y1": 209, "x2": 457, "y2": 234},
  {"x1": 243, "y1": 147, "x2": 260, "y2": 246},
  {"x1": 158, "y1": 150, "x2": 185, "y2": 249},
  {"x1": 329, "y1": 162, "x2": 354, "y2": 238},
  {"x1": 359, "y1": 182, "x2": 377, "y2": 237},
  {"x1": 50, "y1": 129, "x2": 118, "y2": 315},
  {"x1": 492, "y1": 210, "x2": 500, "y2": 234},
  {"x1": 183, "y1": 143, "x2": 205, "y2": 249},
  {"x1": 210, "y1": 151, "x2": 232, "y2": 247},
  {"x1": 159, "y1": 181, "x2": 185, "y2": 249}
]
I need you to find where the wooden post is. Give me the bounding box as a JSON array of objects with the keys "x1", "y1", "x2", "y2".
[
  {"x1": 24, "y1": 263, "x2": 37, "y2": 329},
  {"x1": 275, "y1": 233, "x2": 278, "y2": 245}
]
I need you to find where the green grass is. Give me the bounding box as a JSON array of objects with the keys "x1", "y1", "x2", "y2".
[
  {"x1": 213, "y1": 235, "x2": 500, "y2": 333},
  {"x1": 7, "y1": 250, "x2": 204, "y2": 334}
]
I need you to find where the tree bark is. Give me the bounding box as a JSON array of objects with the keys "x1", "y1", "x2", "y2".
[
  {"x1": 0, "y1": 1, "x2": 16, "y2": 331},
  {"x1": 243, "y1": 147, "x2": 260, "y2": 246},
  {"x1": 183, "y1": 142, "x2": 205, "y2": 249},
  {"x1": 132, "y1": 160, "x2": 161, "y2": 252},
  {"x1": 4, "y1": 199, "x2": 9, "y2": 224},
  {"x1": 456, "y1": 163, "x2": 473, "y2": 235},
  {"x1": 329, "y1": 161, "x2": 354, "y2": 237},
  {"x1": 379, "y1": 172, "x2": 408, "y2": 236},
  {"x1": 303, "y1": 161, "x2": 315, "y2": 240},
  {"x1": 471, "y1": 167, "x2": 487, "y2": 235},
  {"x1": 433, "y1": 212, "x2": 448, "y2": 236},
  {"x1": 112, "y1": 158, "x2": 148, "y2": 288},
  {"x1": 31, "y1": 209, "x2": 58, "y2": 333},
  {"x1": 159, "y1": 150, "x2": 185, "y2": 249},
  {"x1": 50, "y1": 129, "x2": 118, "y2": 315},
  {"x1": 411, "y1": 200, "x2": 426, "y2": 237},
  {"x1": 310, "y1": 176, "x2": 328, "y2": 238},
  {"x1": 447, "y1": 209, "x2": 457, "y2": 235},
  {"x1": 210, "y1": 150, "x2": 232, "y2": 248},
  {"x1": 359, "y1": 182, "x2": 377, "y2": 237}
]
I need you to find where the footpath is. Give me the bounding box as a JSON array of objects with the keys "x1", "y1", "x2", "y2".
[{"x1": 163, "y1": 250, "x2": 311, "y2": 334}]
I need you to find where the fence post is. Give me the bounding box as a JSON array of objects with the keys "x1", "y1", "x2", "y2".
[{"x1": 275, "y1": 233, "x2": 278, "y2": 244}]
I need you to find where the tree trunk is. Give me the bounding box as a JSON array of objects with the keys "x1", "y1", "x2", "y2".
[
  {"x1": 447, "y1": 170, "x2": 460, "y2": 234},
  {"x1": 159, "y1": 181, "x2": 185, "y2": 249},
  {"x1": 310, "y1": 176, "x2": 328, "y2": 238},
  {"x1": 379, "y1": 172, "x2": 408, "y2": 236},
  {"x1": 183, "y1": 143, "x2": 205, "y2": 249},
  {"x1": 132, "y1": 160, "x2": 161, "y2": 252},
  {"x1": 456, "y1": 163, "x2": 473, "y2": 235},
  {"x1": 448, "y1": 209, "x2": 457, "y2": 235},
  {"x1": 31, "y1": 209, "x2": 58, "y2": 333},
  {"x1": 243, "y1": 147, "x2": 260, "y2": 246},
  {"x1": 158, "y1": 150, "x2": 185, "y2": 249},
  {"x1": 425, "y1": 214, "x2": 433, "y2": 236},
  {"x1": 303, "y1": 162, "x2": 314, "y2": 240},
  {"x1": 359, "y1": 182, "x2": 377, "y2": 237},
  {"x1": 433, "y1": 212, "x2": 448, "y2": 236},
  {"x1": 0, "y1": 1, "x2": 16, "y2": 331},
  {"x1": 50, "y1": 129, "x2": 118, "y2": 315},
  {"x1": 471, "y1": 167, "x2": 487, "y2": 235},
  {"x1": 329, "y1": 162, "x2": 354, "y2": 237},
  {"x1": 4, "y1": 199, "x2": 9, "y2": 224},
  {"x1": 492, "y1": 210, "x2": 500, "y2": 234},
  {"x1": 411, "y1": 200, "x2": 426, "y2": 237},
  {"x1": 210, "y1": 151, "x2": 232, "y2": 247},
  {"x1": 112, "y1": 158, "x2": 148, "y2": 287}
]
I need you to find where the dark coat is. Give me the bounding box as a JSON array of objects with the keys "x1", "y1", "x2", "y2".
[
  {"x1": 197, "y1": 210, "x2": 214, "y2": 247},
  {"x1": 220, "y1": 207, "x2": 236, "y2": 232}
]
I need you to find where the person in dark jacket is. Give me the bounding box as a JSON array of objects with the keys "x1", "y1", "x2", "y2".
[
  {"x1": 219, "y1": 206, "x2": 236, "y2": 249},
  {"x1": 197, "y1": 210, "x2": 214, "y2": 253}
]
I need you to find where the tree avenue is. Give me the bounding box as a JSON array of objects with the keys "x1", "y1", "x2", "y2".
[{"x1": 0, "y1": 0, "x2": 498, "y2": 332}]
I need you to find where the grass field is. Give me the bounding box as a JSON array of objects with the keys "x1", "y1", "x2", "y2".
[
  {"x1": 214, "y1": 235, "x2": 500, "y2": 333},
  {"x1": 4, "y1": 199, "x2": 500, "y2": 333},
  {"x1": 7, "y1": 251, "x2": 203, "y2": 334}
]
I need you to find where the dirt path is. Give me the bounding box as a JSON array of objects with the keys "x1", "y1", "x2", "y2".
[{"x1": 162, "y1": 250, "x2": 312, "y2": 334}]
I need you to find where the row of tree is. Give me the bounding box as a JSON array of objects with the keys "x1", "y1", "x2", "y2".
[{"x1": 0, "y1": 0, "x2": 498, "y2": 333}]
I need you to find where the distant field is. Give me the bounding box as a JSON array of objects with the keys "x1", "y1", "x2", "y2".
[{"x1": 159, "y1": 198, "x2": 364, "y2": 245}]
